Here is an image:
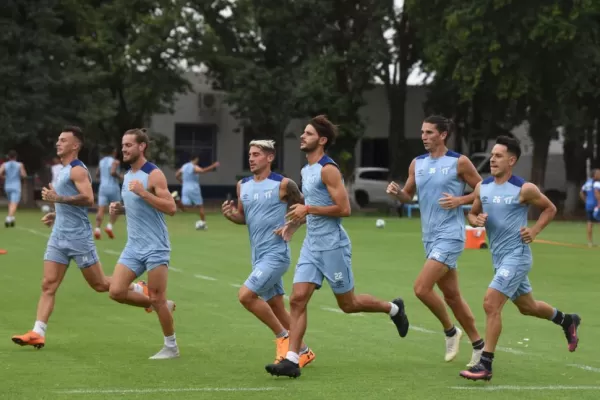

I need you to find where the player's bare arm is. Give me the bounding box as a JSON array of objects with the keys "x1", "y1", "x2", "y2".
[
  {"x1": 281, "y1": 178, "x2": 304, "y2": 207},
  {"x1": 0, "y1": 164, "x2": 5, "y2": 178},
  {"x1": 109, "y1": 201, "x2": 125, "y2": 215},
  {"x1": 175, "y1": 168, "x2": 182, "y2": 183},
  {"x1": 223, "y1": 180, "x2": 246, "y2": 225},
  {"x1": 466, "y1": 183, "x2": 487, "y2": 227},
  {"x1": 387, "y1": 159, "x2": 416, "y2": 203},
  {"x1": 110, "y1": 160, "x2": 120, "y2": 178},
  {"x1": 20, "y1": 163, "x2": 27, "y2": 178},
  {"x1": 131, "y1": 169, "x2": 176, "y2": 216},
  {"x1": 42, "y1": 166, "x2": 94, "y2": 206},
  {"x1": 41, "y1": 212, "x2": 56, "y2": 227},
  {"x1": 195, "y1": 161, "x2": 219, "y2": 174},
  {"x1": 519, "y1": 182, "x2": 557, "y2": 243},
  {"x1": 457, "y1": 155, "x2": 483, "y2": 204}
]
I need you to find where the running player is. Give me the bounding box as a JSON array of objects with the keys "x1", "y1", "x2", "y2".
[
  {"x1": 11, "y1": 127, "x2": 149, "y2": 349},
  {"x1": 265, "y1": 115, "x2": 409, "y2": 379},
  {"x1": 95, "y1": 147, "x2": 121, "y2": 239},
  {"x1": 579, "y1": 169, "x2": 600, "y2": 246},
  {"x1": 175, "y1": 155, "x2": 219, "y2": 230},
  {"x1": 460, "y1": 136, "x2": 580, "y2": 381},
  {"x1": 108, "y1": 128, "x2": 179, "y2": 359},
  {"x1": 222, "y1": 139, "x2": 315, "y2": 368},
  {"x1": 386, "y1": 115, "x2": 484, "y2": 367},
  {"x1": 1, "y1": 150, "x2": 27, "y2": 227}
]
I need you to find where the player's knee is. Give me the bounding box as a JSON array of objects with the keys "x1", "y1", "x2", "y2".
[
  {"x1": 109, "y1": 286, "x2": 128, "y2": 302},
  {"x1": 413, "y1": 282, "x2": 431, "y2": 301},
  {"x1": 90, "y1": 280, "x2": 109, "y2": 293},
  {"x1": 41, "y1": 277, "x2": 60, "y2": 296},
  {"x1": 149, "y1": 291, "x2": 167, "y2": 309},
  {"x1": 289, "y1": 292, "x2": 310, "y2": 311},
  {"x1": 238, "y1": 287, "x2": 257, "y2": 307},
  {"x1": 483, "y1": 296, "x2": 500, "y2": 316}
]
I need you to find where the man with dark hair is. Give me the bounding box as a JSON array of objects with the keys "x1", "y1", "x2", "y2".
[
  {"x1": 0, "y1": 150, "x2": 27, "y2": 227},
  {"x1": 387, "y1": 115, "x2": 484, "y2": 367},
  {"x1": 11, "y1": 127, "x2": 150, "y2": 349},
  {"x1": 460, "y1": 135, "x2": 580, "y2": 381},
  {"x1": 175, "y1": 154, "x2": 219, "y2": 230},
  {"x1": 265, "y1": 115, "x2": 409, "y2": 378}
]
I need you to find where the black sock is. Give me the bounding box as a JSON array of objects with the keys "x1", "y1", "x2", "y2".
[
  {"x1": 472, "y1": 339, "x2": 485, "y2": 350},
  {"x1": 552, "y1": 310, "x2": 573, "y2": 329},
  {"x1": 444, "y1": 326, "x2": 457, "y2": 337},
  {"x1": 480, "y1": 351, "x2": 494, "y2": 371}
]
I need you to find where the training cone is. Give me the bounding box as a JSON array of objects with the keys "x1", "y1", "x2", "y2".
[{"x1": 0, "y1": 249, "x2": 7, "y2": 255}]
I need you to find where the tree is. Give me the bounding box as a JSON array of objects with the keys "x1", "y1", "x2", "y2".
[
  {"x1": 409, "y1": 0, "x2": 600, "y2": 194},
  {"x1": 0, "y1": 0, "x2": 96, "y2": 170}
]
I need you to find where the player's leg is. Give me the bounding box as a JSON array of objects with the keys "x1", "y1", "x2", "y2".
[
  {"x1": 586, "y1": 210, "x2": 594, "y2": 246},
  {"x1": 12, "y1": 245, "x2": 69, "y2": 348},
  {"x1": 512, "y1": 287, "x2": 580, "y2": 352},
  {"x1": 146, "y1": 260, "x2": 179, "y2": 359},
  {"x1": 108, "y1": 249, "x2": 153, "y2": 309},
  {"x1": 460, "y1": 258, "x2": 526, "y2": 381},
  {"x1": 437, "y1": 268, "x2": 484, "y2": 366},
  {"x1": 5, "y1": 190, "x2": 20, "y2": 227},
  {"x1": 265, "y1": 247, "x2": 321, "y2": 377},
  {"x1": 94, "y1": 194, "x2": 107, "y2": 239}
]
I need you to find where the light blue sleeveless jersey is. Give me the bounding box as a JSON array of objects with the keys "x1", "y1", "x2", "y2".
[
  {"x1": 415, "y1": 150, "x2": 466, "y2": 242},
  {"x1": 480, "y1": 175, "x2": 531, "y2": 260},
  {"x1": 3, "y1": 160, "x2": 21, "y2": 191},
  {"x1": 240, "y1": 172, "x2": 290, "y2": 263},
  {"x1": 301, "y1": 155, "x2": 350, "y2": 251},
  {"x1": 52, "y1": 160, "x2": 94, "y2": 240},
  {"x1": 121, "y1": 162, "x2": 170, "y2": 252},
  {"x1": 182, "y1": 162, "x2": 200, "y2": 191},
  {"x1": 98, "y1": 156, "x2": 119, "y2": 191}
]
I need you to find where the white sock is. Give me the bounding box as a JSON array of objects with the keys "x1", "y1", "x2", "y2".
[
  {"x1": 107, "y1": 223, "x2": 113, "y2": 230},
  {"x1": 95, "y1": 227, "x2": 101, "y2": 232},
  {"x1": 389, "y1": 302, "x2": 399, "y2": 317},
  {"x1": 164, "y1": 333, "x2": 177, "y2": 348},
  {"x1": 132, "y1": 283, "x2": 145, "y2": 294},
  {"x1": 33, "y1": 321, "x2": 47, "y2": 337},
  {"x1": 286, "y1": 351, "x2": 299, "y2": 364}
]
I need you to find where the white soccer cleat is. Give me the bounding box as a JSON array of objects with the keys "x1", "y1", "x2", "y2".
[
  {"x1": 444, "y1": 327, "x2": 463, "y2": 362},
  {"x1": 466, "y1": 347, "x2": 483, "y2": 367},
  {"x1": 149, "y1": 345, "x2": 180, "y2": 360}
]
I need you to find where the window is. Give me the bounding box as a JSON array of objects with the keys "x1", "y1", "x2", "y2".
[
  {"x1": 174, "y1": 124, "x2": 217, "y2": 168},
  {"x1": 360, "y1": 138, "x2": 389, "y2": 168},
  {"x1": 242, "y1": 126, "x2": 284, "y2": 172},
  {"x1": 359, "y1": 170, "x2": 389, "y2": 181}
]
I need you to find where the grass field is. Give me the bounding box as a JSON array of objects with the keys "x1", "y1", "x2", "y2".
[{"x1": 0, "y1": 210, "x2": 599, "y2": 400}]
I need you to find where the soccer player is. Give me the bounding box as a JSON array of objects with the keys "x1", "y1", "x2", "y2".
[
  {"x1": 50, "y1": 156, "x2": 63, "y2": 187},
  {"x1": 108, "y1": 128, "x2": 179, "y2": 360},
  {"x1": 386, "y1": 115, "x2": 484, "y2": 367},
  {"x1": 222, "y1": 139, "x2": 315, "y2": 368},
  {"x1": 94, "y1": 147, "x2": 122, "y2": 239},
  {"x1": 1, "y1": 150, "x2": 27, "y2": 227},
  {"x1": 11, "y1": 126, "x2": 149, "y2": 349},
  {"x1": 579, "y1": 169, "x2": 600, "y2": 246},
  {"x1": 460, "y1": 135, "x2": 581, "y2": 381},
  {"x1": 175, "y1": 155, "x2": 219, "y2": 230},
  {"x1": 265, "y1": 115, "x2": 409, "y2": 379}
]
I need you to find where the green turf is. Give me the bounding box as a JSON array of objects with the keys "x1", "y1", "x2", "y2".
[{"x1": 0, "y1": 211, "x2": 599, "y2": 399}]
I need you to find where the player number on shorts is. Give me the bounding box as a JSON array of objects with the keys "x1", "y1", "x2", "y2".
[{"x1": 334, "y1": 272, "x2": 343, "y2": 281}]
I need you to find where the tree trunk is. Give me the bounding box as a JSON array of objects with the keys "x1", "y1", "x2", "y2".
[
  {"x1": 387, "y1": 82, "x2": 408, "y2": 181},
  {"x1": 528, "y1": 117, "x2": 552, "y2": 218}
]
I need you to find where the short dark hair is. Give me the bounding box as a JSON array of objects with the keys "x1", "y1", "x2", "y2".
[
  {"x1": 308, "y1": 115, "x2": 338, "y2": 150},
  {"x1": 495, "y1": 135, "x2": 521, "y2": 160},
  {"x1": 423, "y1": 115, "x2": 455, "y2": 141},
  {"x1": 63, "y1": 125, "x2": 84, "y2": 146},
  {"x1": 7, "y1": 150, "x2": 17, "y2": 159},
  {"x1": 124, "y1": 128, "x2": 150, "y2": 153}
]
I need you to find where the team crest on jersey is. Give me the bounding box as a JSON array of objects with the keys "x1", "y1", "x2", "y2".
[
  {"x1": 417, "y1": 169, "x2": 424, "y2": 176},
  {"x1": 481, "y1": 196, "x2": 488, "y2": 204}
]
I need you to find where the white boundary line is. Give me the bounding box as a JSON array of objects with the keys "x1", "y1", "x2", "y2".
[
  {"x1": 57, "y1": 387, "x2": 279, "y2": 394},
  {"x1": 568, "y1": 364, "x2": 600, "y2": 373},
  {"x1": 103, "y1": 249, "x2": 120, "y2": 256},
  {"x1": 194, "y1": 274, "x2": 218, "y2": 281},
  {"x1": 450, "y1": 385, "x2": 600, "y2": 391}
]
